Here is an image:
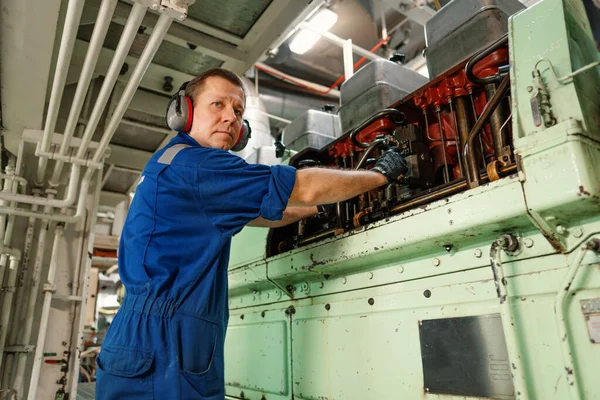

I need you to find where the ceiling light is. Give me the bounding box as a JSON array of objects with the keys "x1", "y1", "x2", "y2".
[{"x1": 289, "y1": 9, "x2": 338, "y2": 55}]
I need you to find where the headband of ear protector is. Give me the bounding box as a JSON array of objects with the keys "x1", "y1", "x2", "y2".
[{"x1": 165, "y1": 81, "x2": 251, "y2": 152}]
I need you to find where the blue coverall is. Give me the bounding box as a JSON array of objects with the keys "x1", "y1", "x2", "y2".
[{"x1": 95, "y1": 132, "x2": 296, "y2": 399}]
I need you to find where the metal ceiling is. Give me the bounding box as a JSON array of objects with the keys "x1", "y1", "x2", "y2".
[{"x1": 187, "y1": 0, "x2": 272, "y2": 37}]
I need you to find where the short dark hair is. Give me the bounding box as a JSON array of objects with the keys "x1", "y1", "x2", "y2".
[{"x1": 185, "y1": 68, "x2": 245, "y2": 104}]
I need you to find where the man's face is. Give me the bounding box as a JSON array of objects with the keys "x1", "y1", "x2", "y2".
[{"x1": 188, "y1": 76, "x2": 245, "y2": 150}]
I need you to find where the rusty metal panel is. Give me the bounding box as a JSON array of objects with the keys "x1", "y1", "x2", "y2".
[
  {"x1": 419, "y1": 314, "x2": 515, "y2": 398},
  {"x1": 187, "y1": 0, "x2": 272, "y2": 37},
  {"x1": 77, "y1": 22, "x2": 222, "y2": 76}
]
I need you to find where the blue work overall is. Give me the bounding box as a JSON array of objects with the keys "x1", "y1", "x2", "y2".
[{"x1": 95, "y1": 132, "x2": 296, "y2": 399}]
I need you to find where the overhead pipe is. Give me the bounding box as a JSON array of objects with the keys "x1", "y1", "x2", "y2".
[
  {"x1": 50, "y1": 0, "x2": 118, "y2": 186},
  {"x1": 89, "y1": 12, "x2": 174, "y2": 165},
  {"x1": 0, "y1": 3, "x2": 147, "y2": 220},
  {"x1": 36, "y1": 0, "x2": 86, "y2": 185},
  {"x1": 76, "y1": 3, "x2": 149, "y2": 159}
]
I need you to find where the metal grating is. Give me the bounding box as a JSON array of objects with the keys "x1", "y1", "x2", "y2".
[
  {"x1": 187, "y1": 0, "x2": 272, "y2": 37},
  {"x1": 103, "y1": 168, "x2": 140, "y2": 193},
  {"x1": 76, "y1": 382, "x2": 96, "y2": 400},
  {"x1": 77, "y1": 23, "x2": 222, "y2": 76}
]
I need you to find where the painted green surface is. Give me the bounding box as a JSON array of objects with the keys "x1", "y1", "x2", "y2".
[{"x1": 226, "y1": 1, "x2": 600, "y2": 398}]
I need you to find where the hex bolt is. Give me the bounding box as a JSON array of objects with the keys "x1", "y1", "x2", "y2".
[
  {"x1": 474, "y1": 249, "x2": 483, "y2": 258},
  {"x1": 368, "y1": 298, "x2": 375, "y2": 306},
  {"x1": 423, "y1": 290, "x2": 432, "y2": 298},
  {"x1": 432, "y1": 258, "x2": 441, "y2": 267},
  {"x1": 524, "y1": 238, "x2": 534, "y2": 248},
  {"x1": 572, "y1": 228, "x2": 584, "y2": 238}
]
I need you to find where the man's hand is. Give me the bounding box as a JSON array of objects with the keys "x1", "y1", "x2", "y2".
[{"x1": 371, "y1": 147, "x2": 408, "y2": 183}]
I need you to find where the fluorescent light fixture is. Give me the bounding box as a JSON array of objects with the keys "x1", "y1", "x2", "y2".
[{"x1": 289, "y1": 9, "x2": 338, "y2": 55}]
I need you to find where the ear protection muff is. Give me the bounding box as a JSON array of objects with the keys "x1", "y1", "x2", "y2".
[
  {"x1": 231, "y1": 119, "x2": 251, "y2": 152},
  {"x1": 166, "y1": 81, "x2": 193, "y2": 132}
]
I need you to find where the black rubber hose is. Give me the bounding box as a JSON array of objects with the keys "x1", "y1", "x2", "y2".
[{"x1": 465, "y1": 33, "x2": 509, "y2": 86}]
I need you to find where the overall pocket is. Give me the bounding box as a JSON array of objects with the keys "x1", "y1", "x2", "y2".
[
  {"x1": 172, "y1": 315, "x2": 224, "y2": 399},
  {"x1": 96, "y1": 344, "x2": 154, "y2": 400}
]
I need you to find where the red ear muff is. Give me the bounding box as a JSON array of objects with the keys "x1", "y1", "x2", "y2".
[
  {"x1": 231, "y1": 119, "x2": 251, "y2": 152},
  {"x1": 183, "y1": 96, "x2": 193, "y2": 132}
]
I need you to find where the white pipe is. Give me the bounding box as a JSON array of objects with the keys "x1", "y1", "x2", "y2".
[
  {"x1": 0, "y1": 174, "x2": 27, "y2": 188},
  {"x1": 36, "y1": 0, "x2": 86, "y2": 184},
  {"x1": 12, "y1": 198, "x2": 53, "y2": 397},
  {"x1": 2, "y1": 202, "x2": 37, "y2": 392},
  {"x1": 28, "y1": 224, "x2": 64, "y2": 400},
  {"x1": 70, "y1": 175, "x2": 102, "y2": 399},
  {"x1": 37, "y1": 143, "x2": 104, "y2": 169},
  {"x1": 298, "y1": 22, "x2": 384, "y2": 62},
  {"x1": 50, "y1": 0, "x2": 118, "y2": 186},
  {"x1": 0, "y1": 165, "x2": 81, "y2": 207},
  {"x1": 343, "y1": 38, "x2": 354, "y2": 81},
  {"x1": 76, "y1": 3, "x2": 148, "y2": 159},
  {"x1": 91, "y1": 13, "x2": 174, "y2": 164},
  {"x1": 0, "y1": 257, "x2": 21, "y2": 372}
]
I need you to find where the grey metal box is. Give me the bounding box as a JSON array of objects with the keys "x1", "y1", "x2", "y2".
[
  {"x1": 425, "y1": 0, "x2": 525, "y2": 78},
  {"x1": 282, "y1": 110, "x2": 342, "y2": 151},
  {"x1": 338, "y1": 59, "x2": 428, "y2": 134}
]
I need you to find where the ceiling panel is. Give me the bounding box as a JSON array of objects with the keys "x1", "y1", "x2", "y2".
[
  {"x1": 78, "y1": 22, "x2": 223, "y2": 76},
  {"x1": 103, "y1": 168, "x2": 139, "y2": 193},
  {"x1": 187, "y1": 0, "x2": 272, "y2": 37}
]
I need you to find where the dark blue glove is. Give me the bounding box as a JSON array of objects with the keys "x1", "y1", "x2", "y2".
[{"x1": 372, "y1": 147, "x2": 408, "y2": 183}]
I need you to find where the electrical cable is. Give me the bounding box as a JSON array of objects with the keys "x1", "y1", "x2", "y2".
[{"x1": 534, "y1": 57, "x2": 600, "y2": 83}]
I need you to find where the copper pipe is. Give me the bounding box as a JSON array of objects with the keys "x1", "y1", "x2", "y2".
[
  {"x1": 455, "y1": 96, "x2": 478, "y2": 183},
  {"x1": 485, "y1": 83, "x2": 509, "y2": 159},
  {"x1": 448, "y1": 99, "x2": 464, "y2": 177},
  {"x1": 464, "y1": 75, "x2": 510, "y2": 188},
  {"x1": 390, "y1": 164, "x2": 516, "y2": 215},
  {"x1": 436, "y1": 109, "x2": 450, "y2": 183}
]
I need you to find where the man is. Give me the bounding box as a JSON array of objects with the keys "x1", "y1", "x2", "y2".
[{"x1": 95, "y1": 68, "x2": 406, "y2": 399}]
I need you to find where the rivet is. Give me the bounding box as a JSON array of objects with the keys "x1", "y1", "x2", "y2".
[
  {"x1": 524, "y1": 238, "x2": 534, "y2": 248},
  {"x1": 527, "y1": 86, "x2": 533, "y2": 92},
  {"x1": 432, "y1": 258, "x2": 441, "y2": 267},
  {"x1": 398, "y1": 266, "x2": 404, "y2": 274},
  {"x1": 572, "y1": 228, "x2": 583, "y2": 238},
  {"x1": 342, "y1": 277, "x2": 347, "y2": 284},
  {"x1": 449, "y1": 220, "x2": 454, "y2": 225},
  {"x1": 368, "y1": 298, "x2": 375, "y2": 305},
  {"x1": 240, "y1": 314, "x2": 244, "y2": 320},
  {"x1": 474, "y1": 249, "x2": 482, "y2": 258},
  {"x1": 368, "y1": 272, "x2": 374, "y2": 279},
  {"x1": 424, "y1": 289, "x2": 432, "y2": 298},
  {"x1": 319, "y1": 282, "x2": 324, "y2": 288},
  {"x1": 325, "y1": 303, "x2": 331, "y2": 311}
]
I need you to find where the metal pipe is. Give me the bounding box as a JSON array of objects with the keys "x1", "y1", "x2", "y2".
[
  {"x1": 36, "y1": 0, "x2": 86, "y2": 184},
  {"x1": 91, "y1": 13, "x2": 174, "y2": 164},
  {"x1": 355, "y1": 139, "x2": 388, "y2": 170},
  {"x1": 0, "y1": 174, "x2": 27, "y2": 188},
  {"x1": 489, "y1": 234, "x2": 529, "y2": 400},
  {"x1": 469, "y1": 93, "x2": 487, "y2": 167},
  {"x1": 76, "y1": 3, "x2": 148, "y2": 159},
  {"x1": 389, "y1": 164, "x2": 517, "y2": 215},
  {"x1": 0, "y1": 258, "x2": 21, "y2": 372},
  {"x1": 50, "y1": 0, "x2": 118, "y2": 186},
  {"x1": 28, "y1": 224, "x2": 65, "y2": 400},
  {"x1": 299, "y1": 22, "x2": 384, "y2": 62},
  {"x1": 448, "y1": 99, "x2": 464, "y2": 177},
  {"x1": 12, "y1": 199, "x2": 54, "y2": 396},
  {"x1": 484, "y1": 84, "x2": 509, "y2": 160},
  {"x1": 455, "y1": 96, "x2": 478, "y2": 182},
  {"x1": 463, "y1": 75, "x2": 510, "y2": 189},
  {"x1": 465, "y1": 33, "x2": 508, "y2": 86},
  {"x1": 350, "y1": 109, "x2": 404, "y2": 148},
  {"x1": 436, "y1": 109, "x2": 450, "y2": 183},
  {"x1": 554, "y1": 239, "x2": 600, "y2": 400}
]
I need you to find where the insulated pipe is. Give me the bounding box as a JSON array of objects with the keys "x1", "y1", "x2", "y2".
[
  {"x1": 36, "y1": 0, "x2": 86, "y2": 185},
  {"x1": 298, "y1": 22, "x2": 384, "y2": 62},
  {"x1": 28, "y1": 224, "x2": 65, "y2": 400},
  {"x1": 0, "y1": 256, "x2": 21, "y2": 372},
  {"x1": 12, "y1": 199, "x2": 54, "y2": 397},
  {"x1": 90, "y1": 13, "x2": 174, "y2": 165},
  {"x1": 50, "y1": 0, "x2": 118, "y2": 186},
  {"x1": 76, "y1": 3, "x2": 149, "y2": 160},
  {"x1": 0, "y1": 165, "x2": 81, "y2": 207},
  {"x1": 554, "y1": 239, "x2": 600, "y2": 400}
]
